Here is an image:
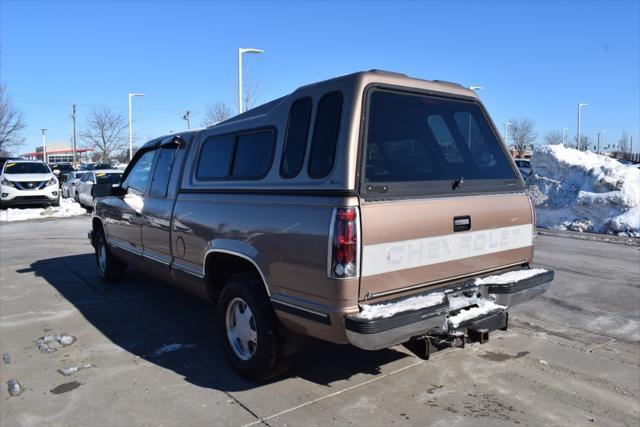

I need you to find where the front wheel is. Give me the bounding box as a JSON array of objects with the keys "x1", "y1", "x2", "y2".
[
  {"x1": 217, "y1": 273, "x2": 290, "y2": 381},
  {"x1": 95, "y1": 230, "x2": 127, "y2": 282}
]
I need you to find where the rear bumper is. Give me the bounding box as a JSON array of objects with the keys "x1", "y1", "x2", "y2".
[{"x1": 345, "y1": 268, "x2": 553, "y2": 351}]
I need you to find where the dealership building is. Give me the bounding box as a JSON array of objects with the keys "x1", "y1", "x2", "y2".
[{"x1": 21, "y1": 141, "x2": 93, "y2": 163}]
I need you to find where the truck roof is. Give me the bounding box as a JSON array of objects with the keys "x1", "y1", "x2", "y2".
[{"x1": 214, "y1": 70, "x2": 476, "y2": 128}]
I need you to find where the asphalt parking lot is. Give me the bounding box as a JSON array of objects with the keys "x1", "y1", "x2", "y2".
[{"x1": 1, "y1": 217, "x2": 639, "y2": 427}]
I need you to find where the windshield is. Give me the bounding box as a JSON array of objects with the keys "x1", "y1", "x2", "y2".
[
  {"x1": 364, "y1": 90, "x2": 519, "y2": 196},
  {"x1": 71, "y1": 172, "x2": 87, "y2": 180},
  {"x1": 95, "y1": 172, "x2": 122, "y2": 184},
  {"x1": 3, "y1": 162, "x2": 50, "y2": 174},
  {"x1": 51, "y1": 164, "x2": 74, "y2": 172}
]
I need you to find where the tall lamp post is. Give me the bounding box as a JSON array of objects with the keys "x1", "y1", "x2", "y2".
[
  {"x1": 238, "y1": 48, "x2": 264, "y2": 114},
  {"x1": 40, "y1": 129, "x2": 47, "y2": 163},
  {"x1": 128, "y1": 93, "x2": 145, "y2": 161},
  {"x1": 504, "y1": 122, "x2": 512, "y2": 147},
  {"x1": 577, "y1": 102, "x2": 588, "y2": 151},
  {"x1": 562, "y1": 127, "x2": 568, "y2": 145}
]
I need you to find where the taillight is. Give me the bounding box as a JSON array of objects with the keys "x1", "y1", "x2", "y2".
[{"x1": 328, "y1": 207, "x2": 360, "y2": 279}]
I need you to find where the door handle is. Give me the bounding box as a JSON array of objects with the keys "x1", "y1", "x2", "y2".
[{"x1": 453, "y1": 216, "x2": 471, "y2": 232}]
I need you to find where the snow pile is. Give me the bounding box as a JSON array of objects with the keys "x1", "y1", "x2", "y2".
[
  {"x1": 36, "y1": 334, "x2": 76, "y2": 353},
  {"x1": 527, "y1": 145, "x2": 640, "y2": 237},
  {"x1": 152, "y1": 343, "x2": 196, "y2": 356},
  {"x1": 0, "y1": 198, "x2": 87, "y2": 222},
  {"x1": 58, "y1": 364, "x2": 95, "y2": 376},
  {"x1": 356, "y1": 292, "x2": 446, "y2": 320},
  {"x1": 447, "y1": 300, "x2": 505, "y2": 329},
  {"x1": 474, "y1": 268, "x2": 548, "y2": 285}
]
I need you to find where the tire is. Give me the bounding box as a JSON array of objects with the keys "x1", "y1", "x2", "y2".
[
  {"x1": 95, "y1": 229, "x2": 127, "y2": 282},
  {"x1": 217, "y1": 273, "x2": 290, "y2": 381}
]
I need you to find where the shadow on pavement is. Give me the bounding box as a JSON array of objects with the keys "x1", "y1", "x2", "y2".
[{"x1": 19, "y1": 253, "x2": 408, "y2": 392}]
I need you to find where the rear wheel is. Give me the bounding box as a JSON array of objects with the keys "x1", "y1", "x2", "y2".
[
  {"x1": 217, "y1": 273, "x2": 290, "y2": 381},
  {"x1": 95, "y1": 230, "x2": 127, "y2": 282}
]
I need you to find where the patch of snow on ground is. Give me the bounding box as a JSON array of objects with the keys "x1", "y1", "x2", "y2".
[
  {"x1": 58, "y1": 364, "x2": 94, "y2": 376},
  {"x1": 448, "y1": 300, "x2": 505, "y2": 328},
  {"x1": 474, "y1": 268, "x2": 549, "y2": 285},
  {"x1": 36, "y1": 334, "x2": 76, "y2": 353},
  {"x1": 356, "y1": 292, "x2": 446, "y2": 320},
  {"x1": 152, "y1": 343, "x2": 196, "y2": 356},
  {"x1": 527, "y1": 145, "x2": 639, "y2": 237},
  {"x1": 0, "y1": 198, "x2": 87, "y2": 222}
]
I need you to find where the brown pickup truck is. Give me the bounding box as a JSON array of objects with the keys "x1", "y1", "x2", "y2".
[{"x1": 89, "y1": 70, "x2": 553, "y2": 381}]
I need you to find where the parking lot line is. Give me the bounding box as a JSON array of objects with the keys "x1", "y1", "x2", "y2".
[{"x1": 241, "y1": 358, "x2": 426, "y2": 427}]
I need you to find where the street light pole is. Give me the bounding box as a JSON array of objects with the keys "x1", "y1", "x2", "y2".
[
  {"x1": 577, "y1": 103, "x2": 588, "y2": 151},
  {"x1": 237, "y1": 48, "x2": 264, "y2": 114},
  {"x1": 41, "y1": 129, "x2": 47, "y2": 163},
  {"x1": 562, "y1": 127, "x2": 568, "y2": 145},
  {"x1": 504, "y1": 122, "x2": 512, "y2": 147},
  {"x1": 182, "y1": 110, "x2": 192, "y2": 129},
  {"x1": 72, "y1": 104, "x2": 77, "y2": 168},
  {"x1": 128, "y1": 93, "x2": 145, "y2": 161}
]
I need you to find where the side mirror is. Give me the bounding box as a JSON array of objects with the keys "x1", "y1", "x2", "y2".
[
  {"x1": 112, "y1": 186, "x2": 126, "y2": 197},
  {"x1": 53, "y1": 170, "x2": 60, "y2": 176},
  {"x1": 92, "y1": 183, "x2": 124, "y2": 198}
]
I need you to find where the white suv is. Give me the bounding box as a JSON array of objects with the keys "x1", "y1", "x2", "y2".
[{"x1": 0, "y1": 160, "x2": 59, "y2": 208}]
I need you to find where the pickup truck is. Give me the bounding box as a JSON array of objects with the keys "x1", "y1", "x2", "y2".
[{"x1": 89, "y1": 70, "x2": 553, "y2": 381}]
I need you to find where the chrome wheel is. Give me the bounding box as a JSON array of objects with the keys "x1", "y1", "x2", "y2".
[
  {"x1": 225, "y1": 297, "x2": 257, "y2": 361},
  {"x1": 97, "y1": 239, "x2": 107, "y2": 276}
]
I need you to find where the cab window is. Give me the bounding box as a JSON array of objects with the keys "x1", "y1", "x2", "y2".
[
  {"x1": 123, "y1": 150, "x2": 156, "y2": 194},
  {"x1": 149, "y1": 146, "x2": 178, "y2": 197}
]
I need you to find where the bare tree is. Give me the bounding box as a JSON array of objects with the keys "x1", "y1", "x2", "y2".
[
  {"x1": 573, "y1": 135, "x2": 591, "y2": 151},
  {"x1": 618, "y1": 130, "x2": 630, "y2": 154},
  {"x1": 0, "y1": 84, "x2": 27, "y2": 153},
  {"x1": 509, "y1": 118, "x2": 538, "y2": 156},
  {"x1": 543, "y1": 131, "x2": 563, "y2": 145},
  {"x1": 233, "y1": 72, "x2": 259, "y2": 113},
  {"x1": 80, "y1": 106, "x2": 128, "y2": 160},
  {"x1": 202, "y1": 102, "x2": 233, "y2": 126}
]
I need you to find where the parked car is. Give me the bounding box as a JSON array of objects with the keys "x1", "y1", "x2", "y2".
[
  {"x1": 514, "y1": 158, "x2": 532, "y2": 176},
  {"x1": 0, "y1": 160, "x2": 59, "y2": 207},
  {"x1": 49, "y1": 162, "x2": 75, "y2": 184},
  {"x1": 89, "y1": 70, "x2": 554, "y2": 381},
  {"x1": 61, "y1": 171, "x2": 88, "y2": 199},
  {"x1": 75, "y1": 169, "x2": 123, "y2": 209},
  {"x1": 79, "y1": 162, "x2": 112, "y2": 171}
]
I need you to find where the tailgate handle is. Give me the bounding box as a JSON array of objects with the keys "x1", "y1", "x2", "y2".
[{"x1": 453, "y1": 216, "x2": 471, "y2": 232}]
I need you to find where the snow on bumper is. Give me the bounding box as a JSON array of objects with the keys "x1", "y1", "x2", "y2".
[{"x1": 345, "y1": 268, "x2": 553, "y2": 350}]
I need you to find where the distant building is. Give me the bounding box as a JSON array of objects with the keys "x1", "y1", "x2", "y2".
[{"x1": 21, "y1": 141, "x2": 93, "y2": 163}]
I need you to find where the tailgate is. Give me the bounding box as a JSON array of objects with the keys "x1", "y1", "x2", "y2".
[{"x1": 358, "y1": 193, "x2": 534, "y2": 301}]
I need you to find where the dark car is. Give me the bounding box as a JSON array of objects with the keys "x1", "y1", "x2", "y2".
[
  {"x1": 81, "y1": 162, "x2": 113, "y2": 171},
  {"x1": 49, "y1": 163, "x2": 75, "y2": 184}
]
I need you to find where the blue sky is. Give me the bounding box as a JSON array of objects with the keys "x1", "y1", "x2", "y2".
[{"x1": 1, "y1": 0, "x2": 639, "y2": 154}]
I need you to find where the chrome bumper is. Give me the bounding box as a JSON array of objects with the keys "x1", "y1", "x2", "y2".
[{"x1": 345, "y1": 268, "x2": 553, "y2": 351}]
